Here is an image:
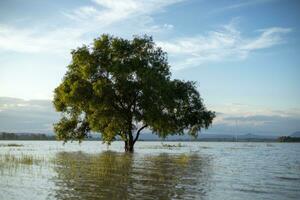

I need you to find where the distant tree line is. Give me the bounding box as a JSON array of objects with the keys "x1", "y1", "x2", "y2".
[
  {"x1": 0, "y1": 132, "x2": 56, "y2": 140},
  {"x1": 278, "y1": 136, "x2": 300, "y2": 142},
  {"x1": 0, "y1": 132, "x2": 101, "y2": 141}
]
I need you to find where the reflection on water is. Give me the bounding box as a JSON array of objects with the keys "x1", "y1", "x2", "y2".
[
  {"x1": 1, "y1": 141, "x2": 300, "y2": 200},
  {"x1": 52, "y1": 151, "x2": 211, "y2": 200},
  {"x1": 52, "y1": 151, "x2": 134, "y2": 199}
]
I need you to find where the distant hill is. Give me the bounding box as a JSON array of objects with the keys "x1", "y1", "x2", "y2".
[
  {"x1": 290, "y1": 131, "x2": 300, "y2": 137},
  {"x1": 198, "y1": 133, "x2": 276, "y2": 142}
]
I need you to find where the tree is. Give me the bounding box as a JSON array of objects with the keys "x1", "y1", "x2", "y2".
[{"x1": 53, "y1": 34, "x2": 215, "y2": 152}]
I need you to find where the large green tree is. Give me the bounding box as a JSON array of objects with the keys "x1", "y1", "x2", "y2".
[{"x1": 53, "y1": 35, "x2": 215, "y2": 152}]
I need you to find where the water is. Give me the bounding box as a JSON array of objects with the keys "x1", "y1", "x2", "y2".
[{"x1": 0, "y1": 141, "x2": 299, "y2": 200}]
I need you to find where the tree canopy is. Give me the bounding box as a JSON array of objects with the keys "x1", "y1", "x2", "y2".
[{"x1": 53, "y1": 34, "x2": 215, "y2": 152}]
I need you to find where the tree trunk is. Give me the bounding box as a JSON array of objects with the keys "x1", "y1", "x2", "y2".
[
  {"x1": 124, "y1": 139, "x2": 134, "y2": 152},
  {"x1": 124, "y1": 120, "x2": 134, "y2": 152}
]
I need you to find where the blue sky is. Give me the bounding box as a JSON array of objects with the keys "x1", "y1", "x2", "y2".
[{"x1": 0, "y1": 0, "x2": 299, "y2": 135}]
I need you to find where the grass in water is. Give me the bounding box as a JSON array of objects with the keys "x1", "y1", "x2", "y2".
[
  {"x1": 161, "y1": 142, "x2": 185, "y2": 148},
  {"x1": 0, "y1": 153, "x2": 47, "y2": 175},
  {"x1": 0, "y1": 153, "x2": 45, "y2": 168},
  {"x1": 0, "y1": 152, "x2": 50, "y2": 178}
]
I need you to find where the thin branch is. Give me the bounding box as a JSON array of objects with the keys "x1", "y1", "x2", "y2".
[{"x1": 133, "y1": 124, "x2": 148, "y2": 144}]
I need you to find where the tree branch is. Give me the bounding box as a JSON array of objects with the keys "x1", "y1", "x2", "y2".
[
  {"x1": 133, "y1": 124, "x2": 148, "y2": 144},
  {"x1": 129, "y1": 90, "x2": 139, "y2": 112}
]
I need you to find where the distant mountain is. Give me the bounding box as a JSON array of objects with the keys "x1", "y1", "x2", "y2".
[
  {"x1": 237, "y1": 133, "x2": 276, "y2": 139},
  {"x1": 197, "y1": 133, "x2": 276, "y2": 142},
  {"x1": 290, "y1": 131, "x2": 300, "y2": 137}
]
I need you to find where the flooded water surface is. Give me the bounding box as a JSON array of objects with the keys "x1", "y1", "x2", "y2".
[{"x1": 0, "y1": 141, "x2": 299, "y2": 200}]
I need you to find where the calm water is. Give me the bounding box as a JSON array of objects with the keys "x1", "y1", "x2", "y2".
[{"x1": 0, "y1": 141, "x2": 299, "y2": 200}]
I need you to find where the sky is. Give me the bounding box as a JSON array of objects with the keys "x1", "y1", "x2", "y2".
[{"x1": 0, "y1": 0, "x2": 299, "y2": 136}]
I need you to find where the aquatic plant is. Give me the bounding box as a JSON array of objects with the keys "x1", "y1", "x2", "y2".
[
  {"x1": 161, "y1": 142, "x2": 185, "y2": 148},
  {"x1": 0, "y1": 153, "x2": 46, "y2": 174}
]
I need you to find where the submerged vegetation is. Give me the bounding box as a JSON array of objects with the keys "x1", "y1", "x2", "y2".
[
  {"x1": 0, "y1": 152, "x2": 46, "y2": 176},
  {"x1": 0, "y1": 153, "x2": 45, "y2": 166},
  {"x1": 161, "y1": 142, "x2": 185, "y2": 148}
]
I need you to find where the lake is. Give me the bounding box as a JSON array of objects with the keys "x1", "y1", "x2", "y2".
[{"x1": 0, "y1": 141, "x2": 299, "y2": 200}]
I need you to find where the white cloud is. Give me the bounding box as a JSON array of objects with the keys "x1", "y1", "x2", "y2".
[
  {"x1": 0, "y1": 0, "x2": 181, "y2": 54},
  {"x1": 212, "y1": 103, "x2": 300, "y2": 125},
  {"x1": 0, "y1": 25, "x2": 86, "y2": 53},
  {"x1": 0, "y1": 1, "x2": 291, "y2": 68},
  {"x1": 63, "y1": 6, "x2": 98, "y2": 20},
  {"x1": 212, "y1": 0, "x2": 277, "y2": 13},
  {"x1": 212, "y1": 103, "x2": 300, "y2": 118},
  {"x1": 0, "y1": 97, "x2": 59, "y2": 133},
  {"x1": 207, "y1": 103, "x2": 300, "y2": 135},
  {"x1": 65, "y1": 0, "x2": 180, "y2": 33},
  {"x1": 242, "y1": 27, "x2": 291, "y2": 50},
  {"x1": 89, "y1": 0, "x2": 182, "y2": 24},
  {"x1": 143, "y1": 24, "x2": 174, "y2": 33},
  {"x1": 158, "y1": 22, "x2": 291, "y2": 70}
]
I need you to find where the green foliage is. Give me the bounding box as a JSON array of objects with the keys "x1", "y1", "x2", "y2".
[{"x1": 53, "y1": 34, "x2": 215, "y2": 150}]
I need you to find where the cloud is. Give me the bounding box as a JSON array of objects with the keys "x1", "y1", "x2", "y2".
[
  {"x1": 242, "y1": 27, "x2": 291, "y2": 50},
  {"x1": 216, "y1": 115, "x2": 300, "y2": 136},
  {"x1": 0, "y1": 97, "x2": 59, "y2": 133},
  {"x1": 0, "y1": 0, "x2": 290, "y2": 69},
  {"x1": 64, "y1": 0, "x2": 180, "y2": 35},
  {"x1": 212, "y1": 0, "x2": 277, "y2": 13},
  {"x1": 0, "y1": 25, "x2": 86, "y2": 54},
  {"x1": 63, "y1": 6, "x2": 98, "y2": 20},
  {"x1": 211, "y1": 103, "x2": 300, "y2": 118},
  {"x1": 207, "y1": 103, "x2": 300, "y2": 136},
  {"x1": 158, "y1": 22, "x2": 291, "y2": 70},
  {"x1": 0, "y1": 0, "x2": 181, "y2": 54}
]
